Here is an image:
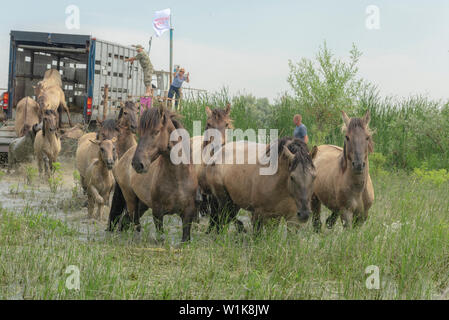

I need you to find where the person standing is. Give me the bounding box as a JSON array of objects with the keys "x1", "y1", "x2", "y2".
[
  {"x1": 168, "y1": 67, "x2": 190, "y2": 109},
  {"x1": 293, "y1": 114, "x2": 309, "y2": 144},
  {"x1": 125, "y1": 45, "x2": 154, "y2": 97}
]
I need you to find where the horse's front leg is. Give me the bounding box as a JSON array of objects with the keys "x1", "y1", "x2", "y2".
[
  {"x1": 311, "y1": 194, "x2": 322, "y2": 232},
  {"x1": 353, "y1": 209, "x2": 368, "y2": 227},
  {"x1": 153, "y1": 208, "x2": 165, "y2": 241},
  {"x1": 206, "y1": 195, "x2": 220, "y2": 234},
  {"x1": 325, "y1": 211, "x2": 339, "y2": 229},
  {"x1": 181, "y1": 204, "x2": 196, "y2": 243},
  {"x1": 89, "y1": 185, "x2": 104, "y2": 207},
  {"x1": 61, "y1": 100, "x2": 73, "y2": 127},
  {"x1": 251, "y1": 211, "x2": 265, "y2": 236},
  {"x1": 340, "y1": 210, "x2": 353, "y2": 229}
]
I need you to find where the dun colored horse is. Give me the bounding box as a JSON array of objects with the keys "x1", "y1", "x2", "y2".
[
  {"x1": 311, "y1": 111, "x2": 374, "y2": 231},
  {"x1": 85, "y1": 138, "x2": 117, "y2": 220},
  {"x1": 108, "y1": 106, "x2": 198, "y2": 243},
  {"x1": 115, "y1": 101, "x2": 137, "y2": 158},
  {"x1": 35, "y1": 69, "x2": 72, "y2": 128},
  {"x1": 34, "y1": 109, "x2": 61, "y2": 176},
  {"x1": 37, "y1": 87, "x2": 73, "y2": 129},
  {"x1": 191, "y1": 104, "x2": 233, "y2": 217},
  {"x1": 15, "y1": 97, "x2": 41, "y2": 137},
  {"x1": 205, "y1": 137, "x2": 317, "y2": 233},
  {"x1": 76, "y1": 101, "x2": 137, "y2": 193}
]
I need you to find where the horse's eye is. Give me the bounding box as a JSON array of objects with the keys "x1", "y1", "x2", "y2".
[
  {"x1": 100, "y1": 148, "x2": 104, "y2": 152},
  {"x1": 366, "y1": 136, "x2": 369, "y2": 141},
  {"x1": 345, "y1": 136, "x2": 350, "y2": 141}
]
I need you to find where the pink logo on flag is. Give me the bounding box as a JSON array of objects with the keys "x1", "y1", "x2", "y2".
[{"x1": 153, "y1": 8, "x2": 171, "y2": 37}]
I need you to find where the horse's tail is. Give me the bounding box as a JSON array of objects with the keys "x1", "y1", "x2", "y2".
[{"x1": 107, "y1": 182, "x2": 126, "y2": 231}]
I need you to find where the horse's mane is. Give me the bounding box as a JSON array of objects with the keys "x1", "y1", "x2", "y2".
[
  {"x1": 97, "y1": 119, "x2": 117, "y2": 139},
  {"x1": 276, "y1": 136, "x2": 314, "y2": 172},
  {"x1": 118, "y1": 101, "x2": 136, "y2": 119},
  {"x1": 139, "y1": 107, "x2": 183, "y2": 132}
]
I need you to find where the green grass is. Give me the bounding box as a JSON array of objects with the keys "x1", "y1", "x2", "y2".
[{"x1": 0, "y1": 172, "x2": 448, "y2": 299}]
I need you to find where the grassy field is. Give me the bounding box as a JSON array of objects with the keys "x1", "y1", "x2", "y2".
[{"x1": 1, "y1": 171, "x2": 448, "y2": 300}]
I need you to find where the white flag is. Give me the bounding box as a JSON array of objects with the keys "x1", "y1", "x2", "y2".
[{"x1": 153, "y1": 8, "x2": 171, "y2": 37}]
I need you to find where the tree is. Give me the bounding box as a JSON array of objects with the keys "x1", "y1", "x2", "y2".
[{"x1": 287, "y1": 42, "x2": 371, "y2": 143}]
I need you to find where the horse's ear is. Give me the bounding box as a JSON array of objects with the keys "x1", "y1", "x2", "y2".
[
  {"x1": 283, "y1": 146, "x2": 295, "y2": 163},
  {"x1": 225, "y1": 103, "x2": 231, "y2": 114},
  {"x1": 341, "y1": 111, "x2": 350, "y2": 128},
  {"x1": 310, "y1": 146, "x2": 318, "y2": 160},
  {"x1": 89, "y1": 139, "x2": 100, "y2": 145},
  {"x1": 205, "y1": 106, "x2": 212, "y2": 118},
  {"x1": 363, "y1": 110, "x2": 371, "y2": 126}
]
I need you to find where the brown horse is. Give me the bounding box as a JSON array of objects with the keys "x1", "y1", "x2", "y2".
[
  {"x1": 34, "y1": 69, "x2": 63, "y2": 96},
  {"x1": 85, "y1": 138, "x2": 117, "y2": 220},
  {"x1": 34, "y1": 109, "x2": 61, "y2": 177},
  {"x1": 76, "y1": 102, "x2": 137, "y2": 193},
  {"x1": 116, "y1": 101, "x2": 137, "y2": 158},
  {"x1": 76, "y1": 119, "x2": 118, "y2": 193},
  {"x1": 108, "y1": 106, "x2": 198, "y2": 242},
  {"x1": 311, "y1": 111, "x2": 374, "y2": 231},
  {"x1": 191, "y1": 104, "x2": 233, "y2": 217},
  {"x1": 15, "y1": 97, "x2": 41, "y2": 137},
  {"x1": 205, "y1": 137, "x2": 317, "y2": 233},
  {"x1": 37, "y1": 86, "x2": 72, "y2": 128}
]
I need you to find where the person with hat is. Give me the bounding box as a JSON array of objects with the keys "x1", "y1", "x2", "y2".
[
  {"x1": 168, "y1": 66, "x2": 190, "y2": 109},
  {"x1": 125, "y1": 45, "x2": 154, "y2": 97}
]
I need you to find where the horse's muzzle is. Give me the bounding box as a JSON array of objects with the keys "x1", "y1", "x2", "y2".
[
  {"x1": 352, "y1": 161, "x2": 366, "y2": 174},
  {"x1": 106, "y1": 161, "x2": 114, "y2": 170},
  {"x1": 132, "y1": 160, "x2": 146, "y2": 174},
  {"x1": 297, "y1": 210, "x2": 310, "y2": 223}
]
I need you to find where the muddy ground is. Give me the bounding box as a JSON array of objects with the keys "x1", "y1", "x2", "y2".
[{"x1": 0, "y1": 154, "x2": 251, "y2": 246}]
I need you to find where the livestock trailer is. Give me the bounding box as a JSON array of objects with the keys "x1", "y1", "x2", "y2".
[
  {"x1": 0, "y1": 30, "x2": 171, "y2": 155},
  {"x1": 5, "y1": 30, "x2": 171, "y2": 123}
]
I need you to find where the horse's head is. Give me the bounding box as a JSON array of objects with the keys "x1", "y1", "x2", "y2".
[
  {"x1": 33, "y1": 81, "x2": 45, "y2": 97},
  {"x1": 280, "y1": 138, "x2": 317, "y2": 222},
  {"x1": 20, "y1": 102, "x2": 41, "y2": 137},
  {"x1": 96, "y1": 119, "x2": 118, "y2": 141},
  {"x1": 204, "y1": 103, "x2": 232, "y2": 148},
  {"x1": 341, "y1": 110, "x2": 373, "y2": 175},
  {"x1": 117, "y1": 101, "x2": 138, "y2": 133},
  {"x1": 90, "y1": 138, "x2": 117, "y2": 170},
  {"x1": 37, "y1": 92, "x2": 51, "y2": 112},
  {"x1": 132, "y1": 106, "x2": 180, "y2": 174},
  {"x1": 42, "y1": 109, "x2": 58, "y2": 135}
]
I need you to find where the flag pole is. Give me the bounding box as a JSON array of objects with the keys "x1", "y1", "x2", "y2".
[{"x1": 169, "y1": 13, "x2": 173, "y2": 88}]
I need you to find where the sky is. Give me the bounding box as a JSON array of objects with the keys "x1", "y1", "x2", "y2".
[{"x1": 1, "y1": 0, "x2": 449, "y2": 102}]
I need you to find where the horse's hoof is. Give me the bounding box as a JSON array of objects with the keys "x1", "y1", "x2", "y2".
[{"x1": 326, "y1": 216, "x2": 337, "y2": 229}]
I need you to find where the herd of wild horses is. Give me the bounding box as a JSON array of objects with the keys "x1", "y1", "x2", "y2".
[{"x1": 10, "y1": 69, "x2": 374, "y2": 242}]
